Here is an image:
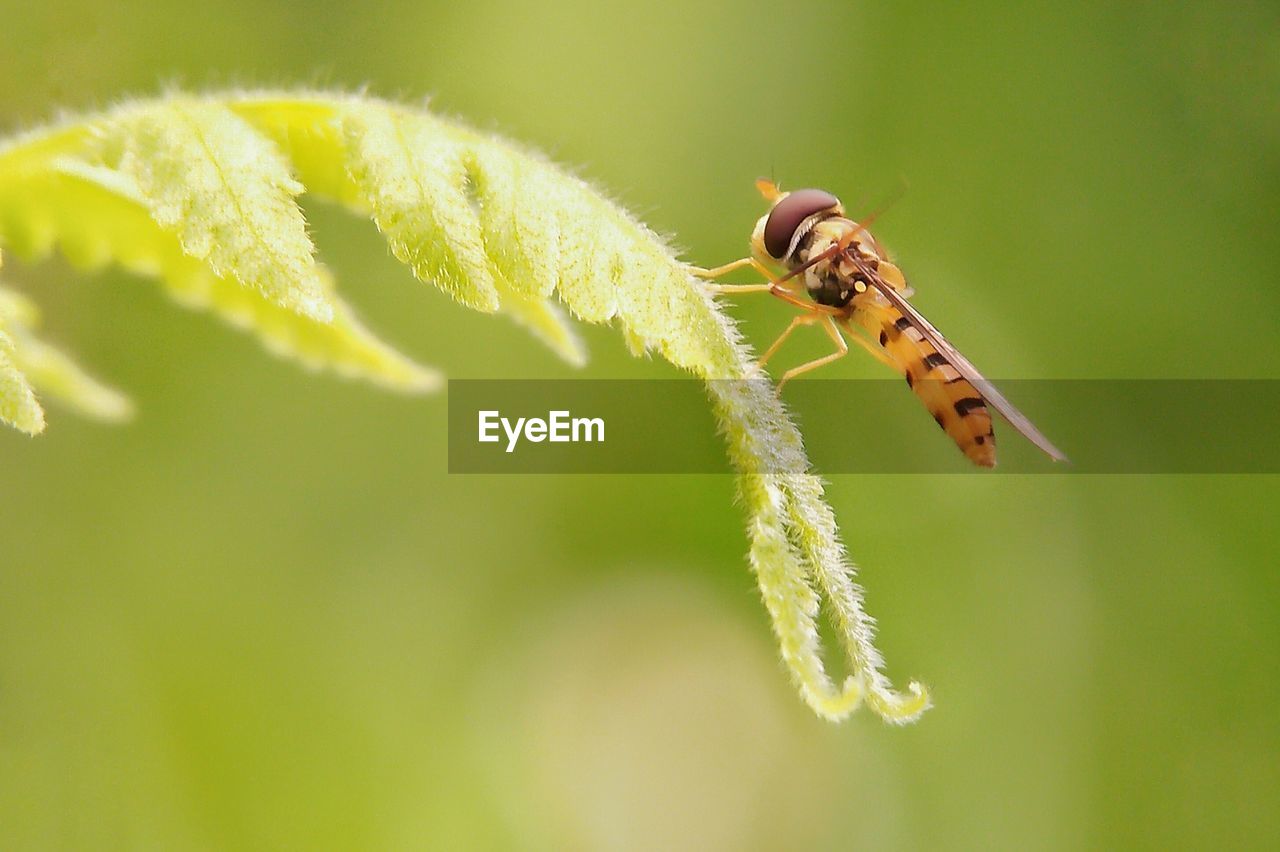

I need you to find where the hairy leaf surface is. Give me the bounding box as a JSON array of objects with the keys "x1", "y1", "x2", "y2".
[{"x1": 0, "y1": 92, "x2": 928, "y2": 723}]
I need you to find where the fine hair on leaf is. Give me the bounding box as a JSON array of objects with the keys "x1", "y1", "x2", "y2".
[{"x1": 0, "y1": 90, "x2": 929, "y2": 723}]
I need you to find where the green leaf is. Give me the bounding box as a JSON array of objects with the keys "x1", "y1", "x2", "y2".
[
  {"x1": 104, "y1": 99, "x2": 334, "y2": 322},
  {"x1": 338, "y1": 103, "x2": 502, "y2": 314},
  {"x1": 0, "y1": 285, "x2": 132, "y2": 422},
  {"x1": 0, "y1": 91, "x2": 929, "y2": 723},
  {"x1": 0, "y1": 328, "x2": 44, "y2": 435},
  {"x1": 233, "y1": 97, "x2": 586, "y2": 365},
  {"x1": 0, "y1": 158, "x2": 438, "y2": 393}
]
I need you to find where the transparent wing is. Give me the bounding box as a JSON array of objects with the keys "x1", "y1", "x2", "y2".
[{"x1": 858, "y1": 258, "x2": 1069, "y2": 463}]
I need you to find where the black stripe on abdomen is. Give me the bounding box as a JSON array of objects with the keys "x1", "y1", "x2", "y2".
[{"x1": 922, "y1": 352, "x2": 949, "y2": 371}]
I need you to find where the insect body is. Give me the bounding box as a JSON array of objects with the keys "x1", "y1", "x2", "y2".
[{"x1": 697, "y1": 180, "x2": 1066, "y2": 468}]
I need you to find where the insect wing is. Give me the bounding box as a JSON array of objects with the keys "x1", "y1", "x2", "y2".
[{"x1": 863, "y1": 268, "x2": 1069, "y2": 463}]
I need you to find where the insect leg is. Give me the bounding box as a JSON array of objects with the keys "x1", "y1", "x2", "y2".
[
  {"x1": 776, "y1": 316, "x2": 848, "y2": 393},
  {"x1": 698, "y1": 247, "x2": 845, "y2": 315},
  {"x1": 693, "y1": 256, "x2": 782, "y2": 281},
  {"x1": 695, "y1": 257, "x2": 796, "y2": 294},
  {"x1": 694, "y1": 257, "x2": 841, "y2": 314},
  {"x1": 837, "y1": 317, "x2": 898, "y2": 371},
  {"x1": 702, "y1": 282, "x2": 774, "y2": 295},
  {"x1": 768, "y1": 287, "x2": 842, "y2": 314},
  {"x1": 756, "y1": 313, "x2": 820, "y2": 371}
]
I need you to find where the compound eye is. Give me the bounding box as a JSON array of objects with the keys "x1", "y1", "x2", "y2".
[{"x1": 762, "y1": 188, "x2": 841, "y2": 259}]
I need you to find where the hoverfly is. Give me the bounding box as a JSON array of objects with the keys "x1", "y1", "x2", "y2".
[{"x1": 696, "y1": 179, "x2": 1066, "y2": 467}]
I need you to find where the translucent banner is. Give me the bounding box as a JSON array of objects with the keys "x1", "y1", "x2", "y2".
[{"x1": 447, "y1": 380, "x2": 1280, "y2": 474}]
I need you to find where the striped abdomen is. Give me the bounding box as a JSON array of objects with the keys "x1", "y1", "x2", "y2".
[{"x1": 857, "y1": 305, "x2": 997, "y2": 467}]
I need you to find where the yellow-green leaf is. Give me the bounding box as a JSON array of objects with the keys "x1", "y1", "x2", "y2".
[
  {"x1": 0, "y1": 158, "x2": 438, "y2": 393},
  {"x1": 339, "y1": 103, "x2": 501, "y2": 313},
  {"x1": 0, "y1": 329, "x2": 43, "y2": 435},
  {"x1": 0, "y1": 287, "x2": 132, "y2": 422},
  {"x1": 0, "y1": 91, "x2": 929, "y2": 723},
  {"x1": 105, "y1": 100, "x2": 334, "y2": 322},
  {"x1": 234, "y1": 97, "x2": 586, "y2": 365}
]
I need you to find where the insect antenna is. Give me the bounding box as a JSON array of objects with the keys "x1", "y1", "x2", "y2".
[
  {"x1": 846, "y1": 176, "x2": 908, "y2": 241},
  {"x1": 773, "y1": 187, "x2": 907, "y2": 286},
  {"x1": 755, "y1": 176, "x2": 783, "y2": 202}
]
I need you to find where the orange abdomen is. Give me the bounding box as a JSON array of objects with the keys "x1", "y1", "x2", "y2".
[{"x1": 860, "y1": 307, "x2": 997, "y2": 467}]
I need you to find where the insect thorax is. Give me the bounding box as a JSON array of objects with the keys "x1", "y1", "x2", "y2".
[{"x1": 792, "y1": 218, "x2": 876, "y2": 308}]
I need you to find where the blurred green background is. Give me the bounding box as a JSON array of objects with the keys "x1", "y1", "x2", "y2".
[{"x1": 2, "y1": 1, "x2": 1278, "y2": 849}]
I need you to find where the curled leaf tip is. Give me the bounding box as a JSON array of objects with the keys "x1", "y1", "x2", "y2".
[
  {"x1": 804, "y1": 676, "x2": 866, "y2": 722},
  {"x1": 868, "y1": 681, "x2": 932, "y2": 725}
]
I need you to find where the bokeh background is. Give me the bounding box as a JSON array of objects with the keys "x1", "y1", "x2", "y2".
[{"x1": 2, "y1": 1, "x2": 1278, "y2": 849}]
